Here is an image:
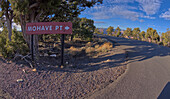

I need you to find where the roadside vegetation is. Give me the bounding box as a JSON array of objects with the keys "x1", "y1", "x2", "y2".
[
  {"x1": 95, "y1": 27, "x2": 170, "y2": 47},
  {"x1": 0, "y1": 0, "x2": 102, "y2": 59}
]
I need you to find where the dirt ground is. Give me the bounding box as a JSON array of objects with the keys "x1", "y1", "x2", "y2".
[{"x1": 0, "y1": 38, "x2": 127, "y2": 99}]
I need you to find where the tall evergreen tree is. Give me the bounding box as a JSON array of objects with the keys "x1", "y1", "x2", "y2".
[
  {"x1": 145, "y1": 28, "x2": 159, "y2": 42},
  {"x1": 132, "y1": 28, "x2": 140, "y2": 40},
  {"x1": 124, "y1": 28, "x2": 132, "y2": 37},
  {"x1": 139, "y1": 31, "x2": 145, "y2": 40},
  {"x1": 115, "y1": 27, "x2": 121, "y2": 37},
  {"x1": 0, "y1": 0, "x2": 15, "y2": 41},
  {"x1": 8, "y1": 0, "x2": 102, "y2": 57},
  {"x1": 162, "y1": 30, "x2": 170, "y2": 46},
  {"x1": 106, "y1": 26, "x2": 113, "y2": 35}
]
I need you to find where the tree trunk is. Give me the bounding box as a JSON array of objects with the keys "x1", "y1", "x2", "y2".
[
  {"x1": 6, "y1": 18, "x2": 12, "y2": 41},
  {"x1": 19, "y1": 14, "x2": 39, "y2": 60},
  {"x1": 20, "y1": 15, "x2": 30, "y2": 45},
  {"x1": 30, "y1": 12, "x2": 39, "y2": 61},
  {"x1": 5, "y1": 10, "x2": 13, "y2": 41},
  {"x1": 19, "y1": 7, "x2": 43, "y2": 61}
]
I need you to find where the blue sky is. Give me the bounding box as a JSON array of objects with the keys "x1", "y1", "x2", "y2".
[{"x1": 79, "y1": 0, "x2": 170, "y2": 34}]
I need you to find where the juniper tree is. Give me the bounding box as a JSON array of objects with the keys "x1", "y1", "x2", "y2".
[
  {"x1": 0, "y1": 0, "x2": 15, "y2": 41},
  {"x1": 8, "y1": 0, "x2": 102, "y2": 58},
  {"x1": 132, "y1": 28, "x2": 140, "y2": 40},
  {"x1": 124, "y1": 28, "x2": 132, "y2": 37},
  {"x1": 115, "y1": 27, "x2": 121, "y2": 37},
  {"x1": 106, "y1": 26, "x2": 113, "y2": 36}
]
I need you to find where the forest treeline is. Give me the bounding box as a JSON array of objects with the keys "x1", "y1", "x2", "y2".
[{"x1": 95, "y1": 26, "x2": 170, "y2": 47}]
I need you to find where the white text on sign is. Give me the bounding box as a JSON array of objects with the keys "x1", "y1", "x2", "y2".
[
  {"x1": 27, "y1": 25, "x2": 71, "y2": 32},
  {"x1": 26, "y1": 22, "x2": 72, "y2": 35}
]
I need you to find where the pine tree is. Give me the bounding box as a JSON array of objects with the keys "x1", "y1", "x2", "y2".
[
  {"x1": 124, "y1": 28, "x2": 132, "y2": 38},
  {"x1": 8, "y1": 0, "x2": 102, "y2": 58},
  {"x1": 132, "y1": 28, "x2": 140, "y2": 40},
  {"x1": 162, "y1": 30, "x2": 170, "y2": 46},
  {"x1": 106, "y1": 26, "x2": 114, "y2": 36},
  {"x1": 115, "y1": 27, "x2": 121, "y2": 37},
  {"x1": 145, "y1": 28, "x2": 159, "y2": 42},
  {"x1": 0, "y1": 0, "x2": 15, "y2": 41},
  {"x1": 139, "y1": 31, "x2": 145, "y2": 41}
]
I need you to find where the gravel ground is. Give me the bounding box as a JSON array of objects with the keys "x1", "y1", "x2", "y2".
[{"x1": 0, "y1": 42, "x2": 127, "y2": 99}]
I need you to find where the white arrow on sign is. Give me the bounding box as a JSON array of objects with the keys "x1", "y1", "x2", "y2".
[{"x1": 65, "y1": 26, "x2": 70, "y2": 30}]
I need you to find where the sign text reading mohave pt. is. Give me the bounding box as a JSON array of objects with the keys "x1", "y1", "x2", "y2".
[{"x1": 26, "y1": 22, "x2": 72, "y2": 35}]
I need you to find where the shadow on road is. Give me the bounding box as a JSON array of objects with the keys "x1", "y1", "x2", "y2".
[
  {"x1": 158, "y1": 82, "x2": 170, "y2": 99},
  {"x1": 104, "y1": 36, "x2": 170, "y2": 63}
]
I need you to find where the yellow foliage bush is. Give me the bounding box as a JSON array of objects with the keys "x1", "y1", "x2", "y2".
[
  {"x1": 96, "y1": 42, "x2": 113, "y2": 52},
  {"x1": 95, "y1": 44, "x2": 100, "y2": 49},
  {"x1": 85, "y1": 47, "x2": 95, "y2": 54},
  {"x1": 86, "y1": 42, "x2": 93, "y2": 47},
  {"x1": 69, "y1": 46, "x2": 83, "y2": 56}
]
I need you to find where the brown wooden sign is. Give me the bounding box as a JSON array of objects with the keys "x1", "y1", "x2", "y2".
[{"x1": 26, "y1": 22, "x2": 72, "y2": 35}]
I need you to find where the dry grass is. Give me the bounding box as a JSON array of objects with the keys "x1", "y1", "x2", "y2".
[
  {"x1": 65, "y1": 37, "x2": 114, "y2": 58},
  {"x1": 86, "y1": 42, "x2": 93, "y2": 47},
  {"x1": 96, "y1": 42, "x2": 113, "y2": 52},
  {"x1": 69, "y1": 46, "x2": 83, "y2": 56},
  {"x1": 0, "y1": 89, "x2": 12, "y2": 99},
  {"x1": 69, "y1": 41, "x2": 113, "y2": 57},
  {"x1": 85, "y1": 47, "x2": 96, "y2": 54},
  {"x1": 95, "y1": 44, "x2": 100, "y2": 49}
]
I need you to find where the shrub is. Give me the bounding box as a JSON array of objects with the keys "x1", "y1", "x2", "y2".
[
  {"x1": 85, "y1": 47, "x2": 95, "y2": 54},
  {"x1": 95, "y1": 44, "x2": 100, "y2": 49},
  {"x1": 69, "y1": 46, "x2": 83, "y2": 56},
  {"x1": 85, "y1": 42, "x2": 93, "y2": 47},
  {"x1": 158, "y1": 41, "x2": 163, "y2": 45},
  {"x1": 96, "y1": 42, "x2": 113, "y2": 52},
  {"x1": 0, "y1": 28, "x2": 29, "y2": 58}
]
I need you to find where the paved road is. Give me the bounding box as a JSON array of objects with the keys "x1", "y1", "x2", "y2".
[{"x1": 88, "y1": 35, "x2": 170, "y2": 99}]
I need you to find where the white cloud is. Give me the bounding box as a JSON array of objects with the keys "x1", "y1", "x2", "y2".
[
  {"x1": 88, "y1": 5, "x2": 141, "y2": 20},
  {"x1": 141, "y1": 15, "x2": 156, "y2": 19},
  {"x1": 94, "y1": 21, "x2": 106, "y2": 23},
  {"x1": 160, "y1": 8, "x2": 170, "y2": 20},
  {"x1": 136, "y1": 0, "x2": 161, "y2": 15},
  {"x1": 104, "y1": 0, "x2": 134, "y2": 4},
  {"x1": 83, "y1": 0, "x2": 160, "y2": 21}
]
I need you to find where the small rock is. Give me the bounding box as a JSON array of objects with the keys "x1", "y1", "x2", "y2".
[
  {"x1": 17, "y1": 79, "x2": 24, "y2": 82},
  {"x1": 32, "y1": 68, "x2": 37, "y2": 72},
  {"x1": 19, "y1": 64, "x2": 23, "y2": 67},
  {"x1": 60, "y1": 65, "x2": 64, "y2": 69},
  {"x1": 22, "y1": 69, "x2": 26, "y2": 73},
  {"x1": 106, "y1": 59, "x2": 111, "y2": 62},
  {"x1": 39, "y1": 54, "x2": 43, "y2": 56},
  {"x1": 66, "y1": 62, "x2": 69, "y2": 64},
  {"x1": 50, "y1": 54, "x2": 57, "y2": 57},
  {"x1": 44, "y1": 53, "x2": 48, "y2": 56}
]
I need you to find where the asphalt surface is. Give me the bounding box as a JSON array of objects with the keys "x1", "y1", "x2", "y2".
[{"x1": 88, "y1": 35, "x2": 170, "y2": 99}]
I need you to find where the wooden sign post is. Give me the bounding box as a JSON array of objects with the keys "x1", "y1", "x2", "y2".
[{"x1": 26, "y1": 22, "x2": 72, "y2": 66}]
